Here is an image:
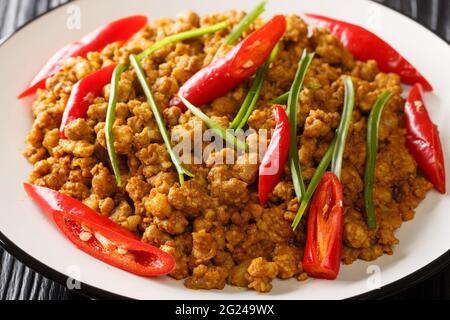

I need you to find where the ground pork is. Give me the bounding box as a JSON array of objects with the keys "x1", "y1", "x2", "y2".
[{"x1": 24, "y1": 11, "x2": 433, "y2": 293}]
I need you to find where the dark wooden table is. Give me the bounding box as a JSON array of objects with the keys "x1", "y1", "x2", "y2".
[{"x1": 1, "y1": 0, "x2": 449, "y2": 300}]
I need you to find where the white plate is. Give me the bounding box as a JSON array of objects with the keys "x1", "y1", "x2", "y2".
[{"x1": 0, "y1": 0, "x2": 449, "y2": 300}]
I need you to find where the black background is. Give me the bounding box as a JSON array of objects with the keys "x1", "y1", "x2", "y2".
[{"x1": 0, "y1": 0, "x2": 449, "y2": 300}]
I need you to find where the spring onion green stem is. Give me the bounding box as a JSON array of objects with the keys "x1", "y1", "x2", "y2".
[
  {"x1": 331, "y1": 77, "x2": 355, "y2": 179},
  {"x1": 271, "y1": 84, "x2": 322, "y2": 105},
  {"x1": 271, "y1": 92, "x2": 289, "y2": 105},
  {"x1": 288, "y1": 51, "x2": 315, "y2": 201},
  {"x1": 229, "y1": 70, "x2": 263, "y2": 129},
  {"x1": 292, "y1": 137, "x2": 337, "y2": 230},
  {"x1": 105, "y1": 63, "x2": 127, "y2": 187},
  {"x1": 179, "y1": 95, "x2": 249, "y2": 152},
  {"x1": 365, "y1": 90, "x2": 394, "y2": 229},
  {"x1": 137, "y1": 21, "x2": 229, "y2": 61},
  {"x1": 235, "y1": 74, "x2": 265, "y2": 130},
  {"x1": 230, "y1": 44, "x2": 279, "y2": 130},
  {"x1": 130, "y1": 55, "x2": 194, "y2": 185},
  {"x1": 213, "y1": 1, "x2": 266, "y2": 61},
  {"x1": 226, "y1": 1, "x2": 266, "y2": 45},
  {"x1": 106, "y1": 24, "x2": 229, "y2": 185}
]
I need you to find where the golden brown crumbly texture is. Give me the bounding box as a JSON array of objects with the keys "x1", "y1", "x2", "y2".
[{"x1": 24, "y1": 11, "x2": 433, "y2": 293}]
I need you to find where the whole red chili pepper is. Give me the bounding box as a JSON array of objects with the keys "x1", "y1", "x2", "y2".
[
  {"x1": 259, "y1": 105, "x2": 291, "y2": 205},
  {"x1": 306, "y1": 14, "x2": 433, "y2": 91},
  {"x1": 303, "y1": 172, "x2": 343, "y2": 280},
  {"x1": 24, "y1": 184, "x2": 175, "y2": 277},
  {"x1": 404, "y1": 83, "x2": 446, "y2": 193},
  {"x1": 18, "y1": 15, "x2": 148, "y2": 99},
  {"x1": 171, "y1": 15, "x2": 287, "y2": 109},
  {"x1": 60, "y1": 64, "x2": 117, "y2": 138}
]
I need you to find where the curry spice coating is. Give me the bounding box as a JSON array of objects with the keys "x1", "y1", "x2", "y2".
[{"x1": 25, "y1": 11, "x2": 432, "y2": 292}]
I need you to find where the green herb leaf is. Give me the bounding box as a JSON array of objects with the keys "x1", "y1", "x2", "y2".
[
  {"x1": 137, "y1": 22, "x2": 229, "y2": 61},
  {"x1": 230, "y1": 44, "x2": 279, "y2": 130},
  {"x1": 105, "y1": 63, "x2": 127, "y2": 187},
  {"x1": 179, "y1": 95, "x2": 249, "y2": 152},
  {"x1": 288, "y1": 51, "x2": 315, "y2": 201},
  {"x1": 331, "y1": 77, "x2": 355, "y2": 179},
  {"x1": 292, "y1": 137, "x2": 337, "y2": 230},
  {"x1": 130, "y1": 55, "x2": 194, "y2": 185},
  {"x1": 365, "y1": 90, "x2": 394, "y2": 229}
]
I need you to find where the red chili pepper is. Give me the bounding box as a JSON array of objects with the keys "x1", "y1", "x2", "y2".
[
  {"x1": 303, "y1": 172, "x2": 343, "y2": 280},
  {"x1": 306, "y1": 14, "x2": 433, "y2": 91},
  {"x1": 404, "y1": 84, "x2": 446, "y2": 193},
  {"x1": 171, "y1": 15, "x2": 287, "y2": 109},
  {"x1": 259, "y1": 105, "x2": 291, "y2": 205},
  {"x1": 59, "y1": 64, "x2": 117, "y2": 138},
  {"x1": 18, "y1": 15, "x2": 148, "y2": 99},
  {"x1": 24, "y1": 184, "x2": 175, "y2": 277}
]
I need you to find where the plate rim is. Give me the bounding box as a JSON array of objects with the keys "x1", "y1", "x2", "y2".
[{"x1": 0, "y1": 0, "x2": 449, "y2": 300}]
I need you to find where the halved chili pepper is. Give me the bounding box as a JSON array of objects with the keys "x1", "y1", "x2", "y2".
[
  {"x1": 18, "y1": 15, "x2": 148, "y2": 99},
  {"x1": 170, "y1": 15, "x2": 287, "y2": 109},
  {"x1": 404, "y1": 83, "x2": 446, "y2": 193},
  {"x1": 303, "y1": 172, "x2": 343, "y2": 280},
  {"x1": 259, "y1": 105, "x2": 291, "y2": 206},
  {"x1": 60, "y1": 64, "x2": 117, "y2": 138},
  {"x1": 24, "y1": 184, "x2": 175, "y2": 277},
  {"x1": 301, "y1": 78, "x2": 355, "y2": 279},
  {"x1": 306, "y1": 14, "x2": 433, "y2": 91}
]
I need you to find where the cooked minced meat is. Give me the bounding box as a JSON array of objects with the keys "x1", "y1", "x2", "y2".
[{"x1": 24, "y1": 10, "x2": 433, "y2": 293}]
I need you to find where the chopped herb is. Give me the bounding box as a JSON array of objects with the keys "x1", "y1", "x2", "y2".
[
  {"x1": 292, "y1": 137, "x2": 337, "y2": 230},
  {"x1": 138, "y1": 22, "x2": 229, "y2": 61},
  {"x1": 106, "y1": 23, "x2": 228, "y2": 185},
  {"x1": 213, "y1": 1, "x2": 267, "y2": 61},
  {"x1": 130, "y1": 55, "x2": 194, "y2": 185},
  {"x1": 271, "y1": 84, "x2": 322, "y2": 105},
  {"x1": 287, "y1": 51, "x2": 315, "y2": 201},
  {"x1": 365, "y1": 91, "x2": 394, "y2": 229},
  {"x1": 179, "y1": 95, "x2": 248, "y2": 152},
  {"x1": 105, "y1": 63, "x2": 127, "y2": 187},
  {"x1": 331, "y1": 77, "x2": 355, "y2": 179},
  {"x1": 230, "y1": 44, "x2": 279, "y2": 130}
]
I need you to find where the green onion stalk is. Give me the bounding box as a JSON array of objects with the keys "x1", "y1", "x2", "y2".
[
  {"x1": 230, "y1": 43, "x2": 280, "y2": 130},
  {"x1": 331, "y1": 77, "x2": 355, "y2": 179},
  {"x1": 212, "y1": 1, "x2": 267, "y2": 62},
  {"x1": 130, "y1": 55, "x2": 194, "y2": 186},
  {"x1": 179, "y1": 96, "x2": 248, "y2": 152},
  {"x1": 105, "y1": 22, "x2": 228, "y2": 186},
  {"x1": 271, "y1": 84, "x2": 322, "y2": 105},
  {"x1": 287, "y1": 51, "x2": 315, "y2": 201},
  {"x1": 291, "y1": 137, "x2": 336, "y2": 230},
  {"x1": 291, "y1": 77, "x2": 355, "y2": 230},
  {"x1": 365, "y1": 91, "x2": 394, "y2": 229},
  {"x1": 105, "y1": 63, "x2": 128, "y2": 187}
]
